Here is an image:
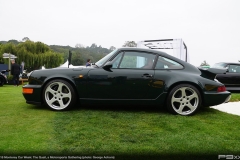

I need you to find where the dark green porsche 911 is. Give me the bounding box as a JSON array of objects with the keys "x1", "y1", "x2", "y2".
[{"x1": 22, "y1": 48, "x2": 231, "y2": 116}]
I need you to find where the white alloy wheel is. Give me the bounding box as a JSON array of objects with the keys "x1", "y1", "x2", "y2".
[
  {"x1": 167, "y1": 84, "x2": 201, "y2": 116},
  {"x1": 43, "y1": 80, "x2": 75, "y2": 110}
]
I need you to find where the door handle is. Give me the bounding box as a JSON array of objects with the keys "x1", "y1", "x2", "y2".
[{"x1": 142, "y1": 73, "x2": 153, "y2": 78}]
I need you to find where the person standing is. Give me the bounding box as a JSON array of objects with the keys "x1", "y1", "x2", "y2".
[
  {"x1": 11, "y1": 59, "x2": 21, "y2": 86},
  {"x1": 86, "y1": 59, "x2": 91, "y2": 67}
]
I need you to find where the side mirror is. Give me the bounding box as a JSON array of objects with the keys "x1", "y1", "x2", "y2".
[{"x1": 103, "y1": 62, "x2": 113, "y2": 72}]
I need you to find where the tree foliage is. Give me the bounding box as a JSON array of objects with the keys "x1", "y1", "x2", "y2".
[
  {"x1": 75, "y1": 43, "x2": 85, "y2": 48},
  {"x1": 0, "y1": 41, "x2": 63, "y2": 71},
  {"x1": 22, "y1": 37, "x2": 30, "y2": 42},
  {"x1": 7, "y1": 40, "x2": 19, "y2": 45},
  {"x1": 54, "y1": 43, "x2": 113, "y2": 66},
  {"x1": 0, "y1": 39, "x2": 116, "y2": 70},
  {"x1": 122, "y1": 41, "x2": 137, "y2": 47},
  {"x1": 50, "y1": 43, "x2": 111, "y2": 66},
  {"x1": 200, "y1": 60, "x2": 210, "y2": 66},
  {"x1": 109, "y1": 46, "x2": 116, "y2": 51}
]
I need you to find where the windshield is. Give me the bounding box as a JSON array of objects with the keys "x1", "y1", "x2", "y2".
[{"x1": 95, "y1": 49, "x2": 117, "y2": 67}]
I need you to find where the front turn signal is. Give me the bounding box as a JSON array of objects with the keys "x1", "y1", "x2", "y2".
[{"x1": 22, "y1": 88, "x2": 33, "y2": 94}]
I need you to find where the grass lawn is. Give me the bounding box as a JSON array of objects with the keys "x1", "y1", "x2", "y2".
[
  {"x1": 0, "y1": 84, "x2": 240, "y2": 159},
  {"x1": 230, "y1": 93, "x2": 240, "y2": 102}
]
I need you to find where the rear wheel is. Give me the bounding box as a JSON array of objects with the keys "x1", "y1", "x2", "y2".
[
  {"x1": 43, "y1": 79, "x2": 76, "y2": 111},
  {"x1": 167, "y1": 84, "x2": 202, "y2": 116}
]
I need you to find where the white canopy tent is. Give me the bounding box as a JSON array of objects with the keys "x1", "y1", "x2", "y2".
[
  {"x1": 57, "y1": 60, "x2": 86, "y2": 68},
  {"x1": 58, "y1": 60, "x2": 69, "y2": 68},
  {"x1": 137, "y1": 39, "x2": 190, "y2": 63},
  {"x1": 3, "y1": 53, "x2": 17, "y2": 59}
]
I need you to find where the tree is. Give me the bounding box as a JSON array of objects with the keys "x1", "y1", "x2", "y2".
[
  {"x1": 200, "y1": 60, "x2": 210, "y2": 66},
  {"x1": 122, "y1": 41, "x2": 137, "y2": 47},
  {"x1": 22, "y1": 37, "x2": 30, "y2": 42},
  {"x1": 90, "y1": 43, "x2": 97, "y2": 48},
  {"x1": 0, "y1": 41, "x2": 63, "y2": 71},
  {"x1": 75, "y1": 43, "x2": 85, "y2": 48},
  {"x1": 109, "y1": 46, "x2": 116, "y2": 51},
  {"x1": 7, "y1": 39, "x2": 19, "y2": 45},
  {"x1": 71, "y1": 53, "x2": 84, "y2": 66}
]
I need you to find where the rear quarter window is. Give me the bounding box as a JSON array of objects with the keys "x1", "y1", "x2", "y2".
[{"x1": 155, "y1": 56, "x2": 183, "y2": 69}]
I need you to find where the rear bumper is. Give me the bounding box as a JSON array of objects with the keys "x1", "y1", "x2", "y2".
[{"x1": 203, "y1": 91, "x2": 231, "y2": 107}]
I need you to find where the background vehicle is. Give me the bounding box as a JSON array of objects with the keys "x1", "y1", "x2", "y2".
[
  {"x1": 0, "y1": 70, "x2": 8, "y2": 86},
  {"x1": 213, "y1": 62, "x2": 240, "y2": 92},
  {"x1": 22, "y1": 48, "x2": 230, "y2": 116}
]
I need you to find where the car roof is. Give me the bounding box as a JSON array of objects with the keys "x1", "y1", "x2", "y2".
[
  {"x1": 117, "y1": 47, "x2": 184, "y2": 62},
  {"x1": 118, "y1": 47, "x2": 166, "y2": 54},
  {"x1": 215, "y1": 62, "x2": 240, "y2": 65}
]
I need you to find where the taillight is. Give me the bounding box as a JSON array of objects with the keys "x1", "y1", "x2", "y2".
[{"x1": 217, "y1": 86, "x2": 226, "y2": 92}]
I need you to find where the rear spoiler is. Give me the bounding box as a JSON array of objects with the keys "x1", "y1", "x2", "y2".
[{"x1": 198, "y1": 67, "x2": 227, "y2": 80}]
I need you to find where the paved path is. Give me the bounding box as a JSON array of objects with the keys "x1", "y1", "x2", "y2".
[{"x1": 210, "y1": 102, "x2": 240, "y2": 116}]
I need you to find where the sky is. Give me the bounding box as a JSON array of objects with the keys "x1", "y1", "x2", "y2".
[{"x1": 0, "y1": 0, "x2": 240, "y2": 66}]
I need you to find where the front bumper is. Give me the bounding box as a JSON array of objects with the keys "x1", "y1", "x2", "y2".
[{"x1": 22, "y1": 84, "x2": 42, "y2": 105}]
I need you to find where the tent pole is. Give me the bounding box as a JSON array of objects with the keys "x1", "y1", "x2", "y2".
[{"x1": 9, "y1": 53, "x2": 11, "y2": 76}]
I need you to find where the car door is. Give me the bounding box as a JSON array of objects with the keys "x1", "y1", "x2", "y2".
[
  {"x1": 235, "y1": 65, "x2": 240, "y2": 85},
  {"x1": 217, "y1": 64, "x2": 240, "y2": 86},
  {"x1": 86, "y1": 51, "x2": 156, "y2": 99},
  {"x1": 226, "y1": 64, "x2": 240, "y2": 86}
]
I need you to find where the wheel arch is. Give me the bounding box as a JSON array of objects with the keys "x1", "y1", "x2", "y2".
[{"x1": 165, "y1": 81, "x2": 204, "y2": 105}]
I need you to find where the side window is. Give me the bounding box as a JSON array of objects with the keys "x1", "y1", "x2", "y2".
[
  {"x1": 155, "y1": 56, "x2": 183, "y2": 69},
  {"x1": 118, "y1": 51, "x2": 156, "y2": 69},
  {"x1": 111, "y1": 52, "x2": 123, "y2": 68},
  {"x1": 228, "y1": 65, "x2": 240, "y2": 73}
]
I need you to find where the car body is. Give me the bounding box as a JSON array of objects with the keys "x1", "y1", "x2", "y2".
[
  {"x1": 0, "y1": 70, "x2": 8, "y2": 86},
  {"x1": 213, "y1": 62, "x2": 240, "y2": 92},
  {"x1": 22, "y1": 48, "x2": 231, "y2": 116}
]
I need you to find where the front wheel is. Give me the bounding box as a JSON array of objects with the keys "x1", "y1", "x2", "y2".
[
  {"x1": 43, "y1": 79, "x2": 76, "y2": 111},
  {"x1": 167, "y1": 84, "x2": 202, "y2": 116}
]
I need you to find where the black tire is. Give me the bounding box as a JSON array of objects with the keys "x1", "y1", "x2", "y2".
[
  {"x1": 42, "y1": 79, "x2": 76, "y2": 111},
  {"x1": 167, "y1": 84, "x2": 202, "y2": 116},
  {"x1": 0, "y1": 77, "x2": 4, "y2": 86}
]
